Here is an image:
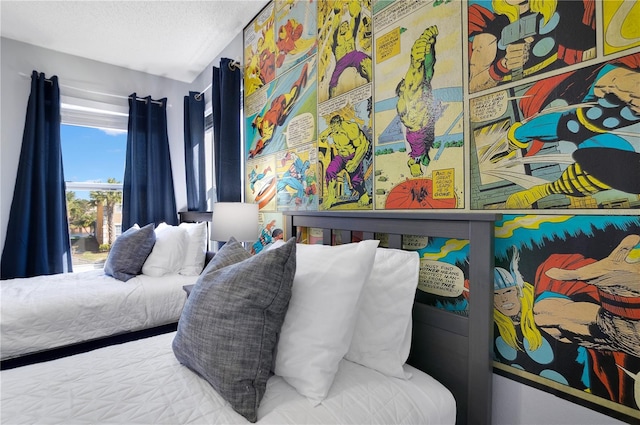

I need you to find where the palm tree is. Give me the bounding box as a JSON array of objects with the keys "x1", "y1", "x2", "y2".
[
  {"x1": 66, "y1": 191, "x2": 95, "y2": 234},
  {"x1": 90, "y1": 178, "x2": 123, "y2": 245}
]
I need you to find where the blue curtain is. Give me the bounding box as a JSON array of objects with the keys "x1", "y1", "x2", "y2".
[
  {"x1": 184, "y1": 91, "x2": 207, "y2": 210},
  {"x1": 1, "y1": 71, "x2": 72, "y2": 279},
  {"x1": 122, "y1": 94, "x2": 178, "y2": 229},
  {"x1": 212, "y1": 58, "x2": 241, "y2": 202}
]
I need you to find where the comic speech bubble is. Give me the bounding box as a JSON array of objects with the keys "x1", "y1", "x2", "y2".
[
  {"x1": 319, "y1": 95, "x2": 349, "y2": 117},
  {"x1": 418, "y1": 259, "x2": 465, "y2": 297},
  {"x1": 376, "y1": 27, "x2": 401, "y2": 63},
  {"x1": 402, "y1": 235, "x2": 429, "y2": 250},
  {"x1": 246, "y1": 89, "x2": 268, "y2": 118},
  {"x1": 433, "y1": 168, "x2": 455, "y2": 199},
  {"x1": 285, "y1": 113, "x2": 315, "y2": 147},
  {"x1": 470, "y1": 91, "x2": 509, "y2": 123},
  {"x1": 370, "y1": 234, "x2": 428, "y2": 249}
]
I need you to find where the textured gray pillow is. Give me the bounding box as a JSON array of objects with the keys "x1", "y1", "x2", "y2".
[
  {"x1": 172, "y1": 237, "x2": 297, "y2": 422},
  {"x1": 103, "y1": 223, "x2": 156, "y2": 281},
  {"x1": 199, "y1": 236, "x2": 251, "y2": 276}
]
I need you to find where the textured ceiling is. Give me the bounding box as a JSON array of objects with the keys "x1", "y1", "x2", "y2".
[{"x1": 0, "y1": 0, "x2": 269, "y2": 83}]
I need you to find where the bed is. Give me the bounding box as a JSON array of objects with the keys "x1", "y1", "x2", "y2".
[
  {"x1": 0, "y1": 211, "x2": 498, "y2": 425},
  {"x1": 0, "y1": 212, "x2": 212, "y2": 368},
  {"x1": 283, "y1": 211, "x2": 499, "y2": 425}
]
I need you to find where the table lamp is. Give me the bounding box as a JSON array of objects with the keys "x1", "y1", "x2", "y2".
[{"x1": 210, "y1": 202, "x2": 259, "y2": 250}]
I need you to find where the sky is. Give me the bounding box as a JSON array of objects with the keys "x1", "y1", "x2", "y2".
[
  {"x1": 60, "y1": 124, "x2": 126, "y2": 200},
  {"x1": 61, "y1": 124, "x2": 126, "y2": 185}
]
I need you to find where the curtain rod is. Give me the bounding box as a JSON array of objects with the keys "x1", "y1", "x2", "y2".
[
  {"x1": 18, "y1": 72, "x2": 164, "y2": 105},
  {"x1": 194, "y1": 60, "x2": 242, "y2": 101},
  {"x1": 128, "y1": 96, "x2": 164, "y2": 106},
  {"x1": 195, "y1": 84, "x2": 211, "y2": 101}
]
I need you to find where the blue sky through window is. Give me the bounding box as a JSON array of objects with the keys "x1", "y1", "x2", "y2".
[{"x1": 61, "y1": 124, "x2": 126, "y2": 199}]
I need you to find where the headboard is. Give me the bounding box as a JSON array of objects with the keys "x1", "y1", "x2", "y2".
[
  {"x1": 283, "y1": 210, "x2": 501, "y2": 425},
  {"x1": 178, "y1": 211, "x2": 213, "y2": 223}
]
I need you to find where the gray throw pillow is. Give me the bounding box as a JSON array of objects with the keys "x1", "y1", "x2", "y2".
[
  {"x1": 103, "y1": 223, "x2": 156, "y2": 282},
  {"x1": 199, "y1": 236, "x2": 251, "y2": 276},
  {"x1": 172, "y1": 237, "x2": 297, "y2": 422},
  {"x1": 181, "y1": 237, "x2": 249, "y2": 295}
]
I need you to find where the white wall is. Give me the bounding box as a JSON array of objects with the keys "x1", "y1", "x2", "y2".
[
  {"x1": 1, "y1": 37, "x2": 193, "y2": 250},
  {"x1": 493, "y1": 375, "x2": 626, "y2": 424}
]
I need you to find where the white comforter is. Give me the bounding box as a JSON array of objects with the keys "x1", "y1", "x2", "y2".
[
  {"x1": 0, "y1": 270, "x2": 197, "y2": 359},
  {"x1": 0, "y1": 332, "x2": 456, "y2": 424}
]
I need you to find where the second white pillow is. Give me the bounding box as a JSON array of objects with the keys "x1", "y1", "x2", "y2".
[
  {"x1": 178, "y1": 221, "x2": 208, "y2": 275},
  {"x1": 274, "y1": 239, "x2": 379, "y2": 405},
  {"x1": 345, "y1": 247, "x2": 420, "y2": 379},
  {"x1": 142, "y1": 224, "x2": 189, "y2": 277}
]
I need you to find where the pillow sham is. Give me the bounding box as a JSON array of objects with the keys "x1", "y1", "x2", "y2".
[
  {"x1": 178, "y1": 221, "x2": 208, "y2": 275},
  {"x1": 104, "y1": 223, "x2": 155, "y2": 282},
  {"x1": 274, "y1": 239, "x2": 379, "y2": 405},
  {"x1": 172, "y1": 237, "x2": 297, "y2": 423},
  {"x1": 141, "y1": 223, "x2": 189, "y2": 277},
  {"x1": 345, "y1": 247, "x2": 420, "y2": 379}
]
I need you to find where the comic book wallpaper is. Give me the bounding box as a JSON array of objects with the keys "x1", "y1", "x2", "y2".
[
  {"x1": 275, "y1": 145, "x2": 318, "y2": 210},
  {"x1": 603, "y1": 1, "x2": 640, "y2": 56},
  {"x1": 274, "y1": 0, "x2": 318, "y2": 78},
  {"x1": 467, "y1": 0, "x2": 597, "y2": 94},
  {"x1": 244, "y1": 2, "x2": 277, "y2": 97},
  {"x1": 468, "y1": 1, "x2": 639, "y2": 210},
  {"x1": 242, "y1": 1, "x2": 639, "y2": 420},
  {"x1": 374, "y1": 0, "x2": 464, "y2": 209},
  {"x1": 493, "y1": 215, "x2": 640, "y2": 421},
  {"x1": 317, "y1": 83, "x2": 374, "y2": 210},
  {"x1": 470, "y1": 53, "x2": 640, "y2": 210},
  {"x1": 250, "y1": 212, "x2": 285, "y2": 255},
  {"x1": 411, "y1": 235, "x2": 472, "y2": 315}
]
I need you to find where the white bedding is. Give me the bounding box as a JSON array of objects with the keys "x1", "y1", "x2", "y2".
[
  {"x1": 0, "y1": 270, "x2": 197, "y2": 360},
  {"x1": 0, "y1": 332, "x2": 456, "y2": 424}
]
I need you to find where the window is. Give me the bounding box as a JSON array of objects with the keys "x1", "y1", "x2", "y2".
[
  {"x1": 205, "y1": 108, "x2": 215, "y2": 209},
  {"x1": 60, "y1": 96, "x2": 128, "y2": 271}
]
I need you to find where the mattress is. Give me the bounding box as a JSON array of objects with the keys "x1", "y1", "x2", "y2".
[
  {"x1": 0, "y1": 332, "x2": 456, "y2": 424},
  {"x1": 0, "y1": 270, "x2": 197, "y2": 360}
]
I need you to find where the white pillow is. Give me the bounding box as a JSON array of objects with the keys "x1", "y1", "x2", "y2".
[
  {"x1": 274, "y1": 239, "x2": 379, "y2": 405},
  {"x1": 345, "y1": 248, "x2": 420, "y2": 379},
  {"x1": 142, "y1": 224, "x2": 189, "y2": 277},
  {"x1": 266, "y1": 239, "x2": 285, "y2": 250},
  {"x1": 178, "y1": 221, "x2": 208, "y2": 275}
]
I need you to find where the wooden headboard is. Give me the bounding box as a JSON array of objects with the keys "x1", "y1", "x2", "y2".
[
  {"x1": 283, "y1": 211, "x2": 501, "y2": 425},
  {"x1": 178, "y1": 211, "x2": 213, "y2": 223}
]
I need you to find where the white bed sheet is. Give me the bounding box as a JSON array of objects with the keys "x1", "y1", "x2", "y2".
[
  {"x1": 0, "y1": 270, "x2": 197, "y2": 360},
  {"x1": 0, "y1": 332, "x2": 456, "y2": 424}
]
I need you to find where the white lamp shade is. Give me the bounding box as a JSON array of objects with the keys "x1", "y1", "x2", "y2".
[{"x1": 211, "y1": 202, "x2": 259, "y2": 243}]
